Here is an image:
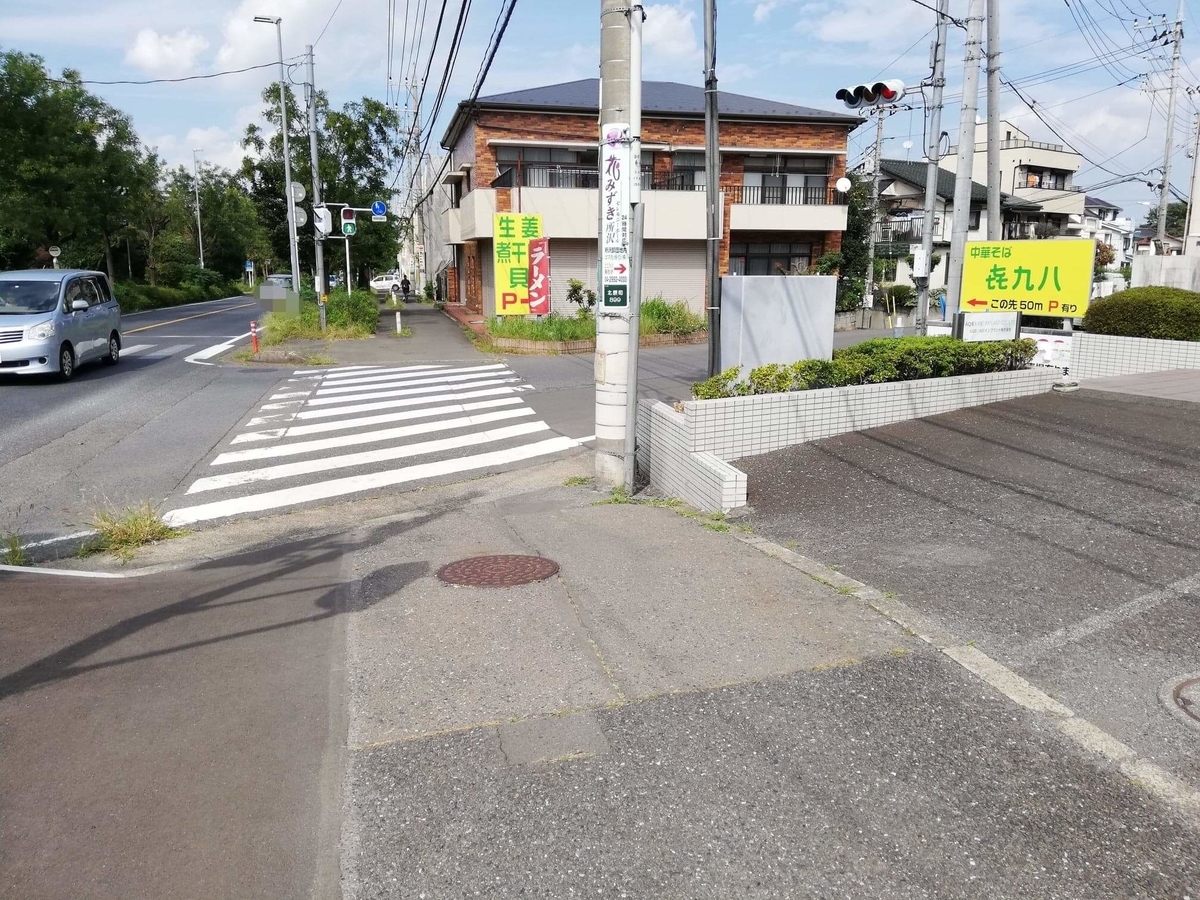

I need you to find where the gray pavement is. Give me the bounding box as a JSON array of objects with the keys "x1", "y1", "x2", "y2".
[
  {"x1": 0, "y1": 296, "x2": 273, "y2": 544},
  {"x1": 4, "y1": 458, "x2": 1199, "y2": 897},
  {"x1": 1084, "y1": 367, "x2": 1200, "y2": 402},
  {"x1": 736, "y1": 384, "x2": 1200, "y2": 789}
]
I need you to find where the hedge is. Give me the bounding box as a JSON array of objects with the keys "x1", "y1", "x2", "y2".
[
  {"x1": 692, "y1": 336, "x2": 1038, "y2": 399},
  {"x1": 1082, "y1": 287, "x2": 1200, "y2": 341},
  {"x1": 115, "y1": 279, "x2": 244, "y2": 312}
]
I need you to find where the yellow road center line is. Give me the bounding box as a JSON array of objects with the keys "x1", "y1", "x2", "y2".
[{"x1": 124, "y1": 302, "x2": 257, "y2": 334}]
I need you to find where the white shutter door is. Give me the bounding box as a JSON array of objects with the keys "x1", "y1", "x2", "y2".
[
  {"x1": 547, "y1": 239, "x2": 595, "y2": 315},
  {"x1": 643, "y1": 240, "x2": 705, "y2": 313}
]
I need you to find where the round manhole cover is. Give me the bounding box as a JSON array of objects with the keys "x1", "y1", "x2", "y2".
[
  {"x1": 437, "y1": 555, "x2": 559, "y2": 588},
  {"x1": 1160, "y1": 673, "x2": 1200, "y2": 734}
]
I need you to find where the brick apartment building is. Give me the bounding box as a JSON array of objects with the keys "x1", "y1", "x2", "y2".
[{"x1": 433, "y1": 79, "x2": 860, "y2": 315}]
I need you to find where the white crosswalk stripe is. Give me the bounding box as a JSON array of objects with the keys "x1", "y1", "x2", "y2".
[
  {"x1": 143, "y1": 344, "x2": 194, "y2": 359},
  {"x1": 165, "y1": 363, "x2": 584, "y2": 525}
]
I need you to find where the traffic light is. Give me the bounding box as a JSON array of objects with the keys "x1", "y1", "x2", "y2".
[
  {"x1": 835, "y1": 79, "x2": 906, "y2": 109},
  {"x1": 341, "y1": 208, "x2": 357, "y2": 236},
  {"x1": 314, "y1": 207, "x2": 332, "y2": 237}
]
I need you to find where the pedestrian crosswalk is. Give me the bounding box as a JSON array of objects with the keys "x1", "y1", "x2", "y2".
[
  {"x1": 163, "y1": 363, "x2": 590, "y2": 527},
  {"x1": 120, "y1": 343, "x2": 193, "y2": 360}
]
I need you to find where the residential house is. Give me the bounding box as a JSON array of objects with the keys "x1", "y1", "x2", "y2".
[
  {"x1": 434, "y1": 79, "x2": 860, "y2": 315},
  {"x1": 941, "y1": 119, "x2": 1085, "y2": 237},
  {"x1": 1080, "y1": 196, "x2": 1132, "y2": 269},
  {"x1": 873, "y1": 158, "x2": 1041, "y2": 289},
  {"x1": 413, "y1": 153, "x2": 457, "y2": 299},
  {"x1": 1133, "y1": 224, "x2": 1184, "y2": 256}
]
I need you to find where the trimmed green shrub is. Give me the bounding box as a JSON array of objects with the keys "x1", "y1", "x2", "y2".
[
  {"x1": 114, "y1": 278, "x2": 243, "y2": 312},
  {"x1": 885, "y1": 284, "x2": 917, "y2": 309},
  {"x1": 1082, "y1": 287, "x2": 1200, "y2": 341},
  {"x1": 691, "y1": 336, "x2": 1038, "y2": 399}
]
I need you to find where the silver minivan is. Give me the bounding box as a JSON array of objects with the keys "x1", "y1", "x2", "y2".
[{"x1": 0, "y1": 269, "x2": 122, "y2": 380}]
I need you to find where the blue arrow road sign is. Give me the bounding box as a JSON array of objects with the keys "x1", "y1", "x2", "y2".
[{"x1": 371, "y1": 200, "x2": 387, "y2": 217}]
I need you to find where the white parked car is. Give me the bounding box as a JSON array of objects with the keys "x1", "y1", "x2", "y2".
[{"x1": 370, "y1": 273, "x2": 409, "y2": 295}]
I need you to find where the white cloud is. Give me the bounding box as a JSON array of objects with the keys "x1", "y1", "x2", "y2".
[
  {"x1": 643, "y1": 2, "x2": 702, "y2": 77},
  {"x1": 753, "y1": 1, "x2": 780, "y2": 23},
  {"x1": 124, "y1": 28, "x2": 210, "y2": 77}
]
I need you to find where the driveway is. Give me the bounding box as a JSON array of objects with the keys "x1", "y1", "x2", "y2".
[{"x1": 736, "y1": 379, "x2": 1200, "y2": 787}]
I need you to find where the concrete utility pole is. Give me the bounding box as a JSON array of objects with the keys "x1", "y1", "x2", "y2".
[
  {"x1": 946, "y1": 0, "x2": 985, "y2": 319},
  {"x1": 255, "y1": 16, "x2": 301, "y2": 287},
  {"x1": 864, "y1": 110, "x2": 885, "y2": 320},
  {"x1": 703, "y1": 0, "x2": 721, "y2": 376},
  {"x1": 1184, "y1": 111, "x2": 1200, "y2": 253},
  {"x1": 192, "y1": 148, "x2": 205, "y2": 268},
  {"x1": 304, "y1": 45, "x2": 326, "y2": 306},
  {"x1": 595, "y1": 0, "x2": 635, "y2": 488},
  {"x1": 916, "y1": 0, "x2": 949, "y2": 333},
  {"x1": 622, "y1": 4, "x2": 646, "y2": 494},
  {"x1": 985, "y1": 0, "x2": 1001, "y2": 240},
  {"x1": 1156, "y1": 0, "x2": 1185, "y2": 246}
]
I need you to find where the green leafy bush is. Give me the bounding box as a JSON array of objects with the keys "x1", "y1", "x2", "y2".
[
  {"x1": 114, "y1": 278, "x2": 242, "y2": 312},
  {"x1": 1082, "y1": 287, "x2": 1200, "y2": 341},
  {"x1": 885, "y1": 284, "x2": 917, "y2": 308},
  {"x1": 323, "y1": 289, "x2": 379, "y2": 332},
  {"x1": 486, "y1": 298, "x2": 706, "y2": 341},
  {"x1": 691, "y1": 336, "x2": 1038, "y2": 399},
  {"x1": 566, "y1": 278, "x2": 596, "y2": 310}
]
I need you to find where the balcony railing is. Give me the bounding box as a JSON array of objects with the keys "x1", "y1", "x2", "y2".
[
  {"x1": 491, "y1": 165, "x2": 709, "y2": 191},
  {"x1": 875, "y1": 216, "x2": 942, "y2": 242},
  {"x1": 727, "y1": 185, "x2": 847, "y2": 206}
]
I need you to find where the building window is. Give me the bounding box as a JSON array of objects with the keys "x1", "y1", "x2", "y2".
[
  {"x1": 1022, "y1": 167, "x2": 1067, "y2": 191},
  {"x1": 667, "y1": 151, "x2": 706, "y2": 189},
  {"x1": 969, "y1": 209, "x2": 981, "y2": 230},
  {"x1": 743, "y1": 155, "x2": 831, "y2": 204},
  {"x1": 729, "y1": 241, "x2": 813, "y2": 276},
  {"x1": 493, "y1": 145, "x2": 598, "y2": 188}
]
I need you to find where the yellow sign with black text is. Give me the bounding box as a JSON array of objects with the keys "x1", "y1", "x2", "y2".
[
  {"x1": 961, "y1": 238, "x2": 1096, "y2": 317},
  {"x1": 492, "y1": 213, "x2": 543, "y2": 316}
]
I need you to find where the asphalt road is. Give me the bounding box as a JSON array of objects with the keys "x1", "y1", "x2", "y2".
[
  {"x1": 0, "y1": 535, "x2": 350, "y2": 900},
  {"x1": 0, "y1": 296, "x2": 272, "y2": 544},
  {"x1": 737, "y1": 385, "x2": 1200, "y2": 788}
]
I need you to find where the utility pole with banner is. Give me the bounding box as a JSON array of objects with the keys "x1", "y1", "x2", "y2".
[
  {"x1": 945, "y1": 0, "x2": 985, "y2": 319},
  {"x1": 595, "y1": 0, "x2": 644, "y2": 490},
  {"x1": 915, "y1": 0, "x2": 949, "y2": 333}
]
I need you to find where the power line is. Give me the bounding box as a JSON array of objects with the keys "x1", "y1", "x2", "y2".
[
  {"x1": 904, "y1": 0, "x2": 964, "y2": 28},
  {"x1": 9, "y1": 58, "x2": 303, "y2": 87},
  {"x1": 313, "y1": 0, "x2": 344, "y2": 47}
]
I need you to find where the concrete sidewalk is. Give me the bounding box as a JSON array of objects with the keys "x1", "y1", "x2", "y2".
[{"x1": 335, "y1": 464, "x2": 1200, "y2": 898}]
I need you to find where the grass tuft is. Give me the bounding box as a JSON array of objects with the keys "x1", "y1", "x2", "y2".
[
  {"x1": 82, "y1": 503, "x2": 183, "y2": 562},
  {"x1": 562, "y1": 475, "x2": 595, "y2": 487},
  {"x1": 2, "y1": 530, "x2": 29, "y2": 566}
]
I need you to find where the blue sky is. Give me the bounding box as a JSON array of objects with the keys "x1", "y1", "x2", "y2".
[{"x1": 3, "y1": 0, "x2": 1198, "y2": 219}]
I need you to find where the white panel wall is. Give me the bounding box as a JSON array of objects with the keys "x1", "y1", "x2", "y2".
[{"x1": 546, "y1": 239, "x2": 596, "y2": 315}]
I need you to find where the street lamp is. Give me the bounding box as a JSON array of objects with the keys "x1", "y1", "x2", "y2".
[
  {"x1": 192, "y1": 148, "x2": 205, "y2": 268},
  {"x1": 254, "y1": 15, "x2": 301, "y2": 288}
]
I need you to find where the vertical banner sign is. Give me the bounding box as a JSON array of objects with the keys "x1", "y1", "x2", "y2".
[
  {"x1": 527, "y1": 237, "x2": 551, "y2": 315},
  {"x1": 493, "y1": 213, "x2": 544, "y2": 315},
  {"x1": 600, "y1": 123, "x2": 632, "y2": 315}
]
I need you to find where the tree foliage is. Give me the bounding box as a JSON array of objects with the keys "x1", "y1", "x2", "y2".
[{"x1": 1144, "y1": 201, "x2": 1188, "y2": 237}]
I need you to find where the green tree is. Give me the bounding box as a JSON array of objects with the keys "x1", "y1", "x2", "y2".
[
  {"x1": 835, "y1": 171, "x2": 874, "y2": 310},
  {"x1": 1144, "y1": 201, "x2": 1188, "y2": 237},
  {"x1": 241, "y1": 84, "x2": 403, "y2": 285}
]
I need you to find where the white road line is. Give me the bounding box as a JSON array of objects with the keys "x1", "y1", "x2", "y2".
[
  {"x1": 188, "y1": 421, "x2": 551, "y2": 493},
  {"x1": 231, "y1": 397, "x2": 524, "y2": 443},
  {"x1": 186, "y1": 332, "x2": 251, "y2": 364},
  {"x1": 312, "y1": 368, "x2": 513, "y2": 397},
  {"x1": 246, "y1": 412, "x2": 297, "y2": 427},
  {"x1": 269, "y1": 391, "x2": 313, "y2": 401},
  {"x1": 121, "y1": 344, "x2": 154, "y2": 356},
  {"x1": 0, "y1": 563, "x2": 126, "y2": 579},
  {"x1": 165, "y1": 436, "x2": 581, "y2": 526},
  {"x1": 316, "y1": 363, "x2": 506, "y2": 389},
  {"x1": 299, "y1": 378, "x2": 515, "y2": 411},
  {"x1": 295, "y1": 386, "x2": 520, "y2": 420},
  {"x1": 144, "y1": 344, "x2": 193, "y2": 359},
  {"x1": 213, "y1": 408, "x2": 536, "y2": 465},
  {"x1": 309, "y1": 373, "x2": 519, "y2": 404},
  {"x1": 316, "y1": 363, "x2": 448, "y2": 380},
  {"x1": 261, "y1": 400, "x2": 306, "y2": 411},
  {"x1": 293, "y1": 364, "x2": 382, "y2": 375},
  {"x1": 1011, "y1": 571, "x2": 1200, "y2": 667}
]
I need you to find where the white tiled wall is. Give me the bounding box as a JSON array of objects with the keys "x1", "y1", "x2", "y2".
[
  {"x1": 637, "y1": 369, "x2": 1058, "y2": 512},
  {"x1": 1073, "y1": 333, "x2": 1200, "y2": 379},
  {"x1": 636, "y1": 400, "x2": 747, "y2": 512}
]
